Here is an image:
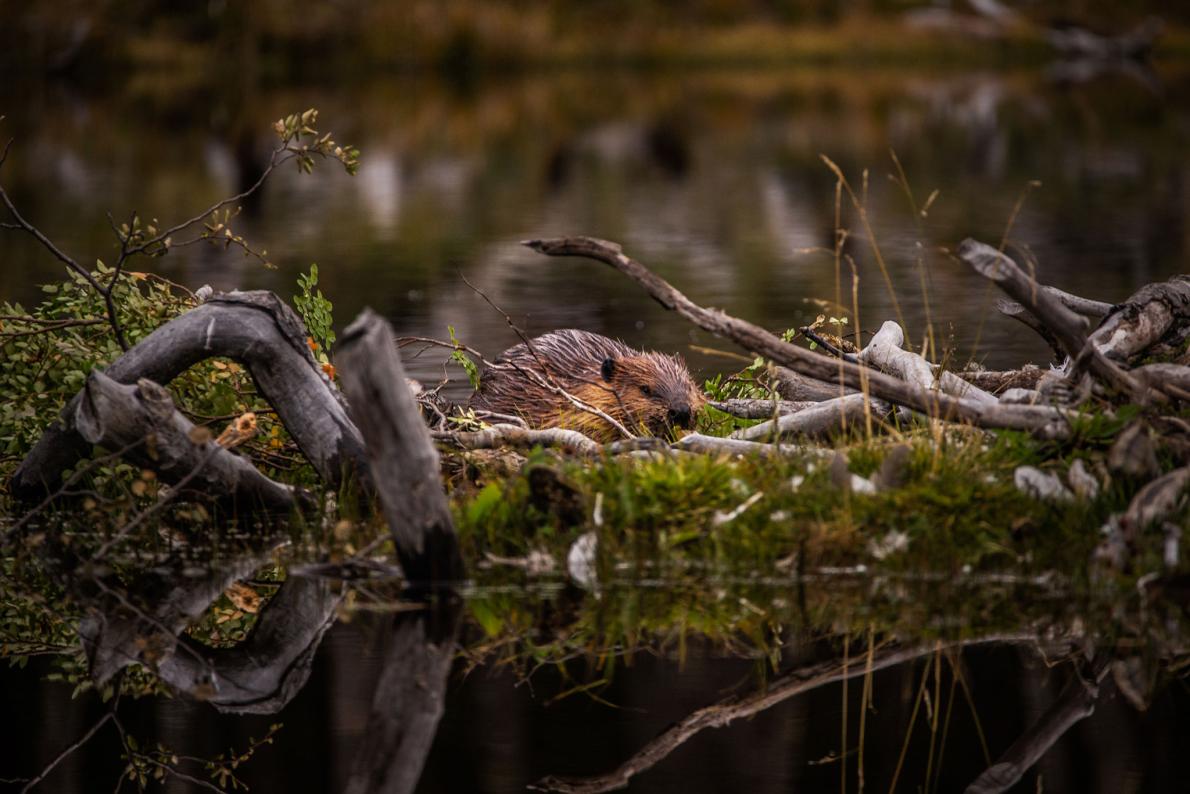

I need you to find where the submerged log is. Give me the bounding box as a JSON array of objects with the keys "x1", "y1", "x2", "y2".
[{"x1": 11, "y1": 291, "x2": 367, "y2": 502}]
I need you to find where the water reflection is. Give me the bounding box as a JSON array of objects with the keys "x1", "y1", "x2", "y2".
[{"x1": 2, "y1": 66, "x2": 1187, "y2": 397}]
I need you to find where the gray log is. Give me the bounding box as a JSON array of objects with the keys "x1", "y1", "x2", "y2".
[
  {"x1": 1088, "y1": 276, "x2": 1190, "y2": 362},
  {"x1": 11, "y1": 291, "x2": 367, "y2": 502},
  {"x1": 75, "y1": 372, "x2": 300, "y2": 513},
  {"x1": 730, "y1": 394, "x2": 882, "y2": 442},
  {"x1": 336, "y1": 310, "x2": 464, "y2": 585}
]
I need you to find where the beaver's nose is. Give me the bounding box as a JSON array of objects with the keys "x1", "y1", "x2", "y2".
[{"x1": 668, "y1": 406, "x2": 693, "y2": 428}]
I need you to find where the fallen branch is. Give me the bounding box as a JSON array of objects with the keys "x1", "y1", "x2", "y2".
[
  {"x1": 730, "y1": 394, "x2": 882, "y2": 442},
  {"x1": 857, "y1": 321, "x2": 998, "y2": 405},
  {"x1": 709, "y1": 398, "x2": 817, "y2": 420},
  {"x1": 433, "y1": 424, "x2": 601, "y2": 456},
  {"x1": 525, "y1": 237, "x2": 1071, "y2": 436},
  {"x1": 11, "y1": 291, "x2": 367, "y2": 502},
  {"x1": 956, "y1": 239, "x2": 1144, "y2": 399},
  {"x1": 1088, "y1": 275, "x2": 1190, "y2": 362}
]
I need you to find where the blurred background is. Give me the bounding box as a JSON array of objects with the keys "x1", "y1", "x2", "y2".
[{"x1": 1, "y1": 1, "x2": 1188, "y2": 391}]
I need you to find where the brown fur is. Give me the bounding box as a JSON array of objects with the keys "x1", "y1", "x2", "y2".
[{"x1": 470, "y1": 329, "x2": 706, "y2": 442}]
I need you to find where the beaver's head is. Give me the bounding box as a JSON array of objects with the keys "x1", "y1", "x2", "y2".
[{"x1": 598, "y1": 351, "x2": 706, "y2": 436}]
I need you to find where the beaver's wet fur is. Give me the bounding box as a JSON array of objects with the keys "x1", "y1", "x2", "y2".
[{"x1": 470, "y1": 329, "x2": 706, "y2": 442}]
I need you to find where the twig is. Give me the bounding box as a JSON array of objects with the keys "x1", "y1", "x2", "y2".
[{"x1": 19, "y1": 713, "x2": 114, "y2": 793}]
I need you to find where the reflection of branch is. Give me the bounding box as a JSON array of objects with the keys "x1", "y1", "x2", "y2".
[
  {"x1": 965, "y1": 655, "x2": 1110, "y2": 794},
  {"x1": 16, "y1": 712, "x2": 113, "y2": 793},
  {"x1": 532, "y1": 634, "x2": 1040, "y2": 793}
]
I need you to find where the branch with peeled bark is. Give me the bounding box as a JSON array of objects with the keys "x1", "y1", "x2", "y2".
[
  {"x1": 524, "y1": 237, "x2": 1072, "y2": 437},
  {"x1": 730, "y1": 393, "x2": 884, "y2": 442}
]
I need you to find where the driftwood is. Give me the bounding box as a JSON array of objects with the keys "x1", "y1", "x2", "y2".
[
  {"x1": 1088, "y1": 276, "x2": 1190, "y2": 362},
  {"x1": 73, "y1": 372, "x2": 300, "y2": 515},
  {"x1": 957, "y1": 240, "x2": 1144, "y2": 399},
  {"x1": 525, "y1": 237, "x2": 1071, "y2": 437},
  {"x1": 336, "y1": 310, "x2": 464, "y2": 585},
  {"x1": 857, "y1": 321, "x2": 998, "y2": 404},
  {"x1": 953, "y1": 366, "x2": 1047, "y2": 395},
  {"x1": 345, "y1": 601, "x2": 462, "y2": 794},
  {"x1": 433, "y1": 424, "x2": 601, "y2": 455},
  {"x1": 532, "y1": 634, "x2": 1045, "y2": 794},
  {"x1": 673, "y1": 433, "x2": 807, "y2": 457},
  {"x1": 709, "y1": 398, "x2": 817, "y2": 419},
  {"x1": 730, "y1": 393, "x2": 882, "y2": 442},
  {"x1": 10, "y1": 291, "x2": 367, "y2": 502}
]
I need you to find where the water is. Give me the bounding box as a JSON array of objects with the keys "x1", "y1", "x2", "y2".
[
  {"x1": 2, "y1": 67, "x2": 1187, "y2": 397},
  {"x1": 3, "y1": 63, "x2": 1190, "y2": 793}
]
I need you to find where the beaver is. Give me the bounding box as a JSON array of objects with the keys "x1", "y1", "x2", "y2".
[{"x1": 470, "y1": 329, "x2": 705, "y2": 442}]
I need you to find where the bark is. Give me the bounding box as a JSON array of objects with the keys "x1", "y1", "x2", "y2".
[
  {"x1": 954, "y1": 367, "x2": 1048, "y2": 395},
  {"x1": 672, "y1": 433, "x2": 807, "y2": 457},
  {"x1": 525, "y1": 237, "x2": 1072, "y2": 437},
  {"x1": 773, "y1": 367, "x2": 856, "y2": 401},
  {"x1": 730, "y1": 394, "x2": 883, "y2": 442},
  {"x1": 74, "y1": 373, "x2": 301, "y2": 513},
  {"x1": 1088, "y1": 276, "x2": 1190, "y2": 362},
  {"x1": 336, "y1": 310, "x2": 464, "y2": 585},
  {"x1": 10, "y1": 291, "x2": 367, "y2": 502}
]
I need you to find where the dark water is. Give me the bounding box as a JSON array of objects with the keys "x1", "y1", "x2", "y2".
[
  {"x1": 3, "y1": 604, "x2": 1189, "y2": 794},
  {"x1": 1, "y1": 66, "x2": 1188, "y2": 396},
  {"x1": 3, "y1": 62, "x2": 1190, "y2": 793}
]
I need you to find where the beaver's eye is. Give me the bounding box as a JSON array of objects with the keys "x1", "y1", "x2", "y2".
[{"x1": 639, "y1": 385, "x2": 652, "y2": 397}]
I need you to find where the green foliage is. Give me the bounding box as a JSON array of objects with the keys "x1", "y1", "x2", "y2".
[
  {"x1": 447, "y1": 325, "x2": 481, "y2": 390},
  {"x1": 293, "y1": 264, "x2": 336, "y2": 356},
  {"x1": 274, "y1": 108, "x2": 360, "y2": 176}
]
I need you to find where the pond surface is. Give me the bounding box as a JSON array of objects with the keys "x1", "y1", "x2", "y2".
[
  {"x1": 2, "y1": 64, "x2": 1188, "y2": 395},
  {"x1": 2, "y1": 60, "x2": 1190, "y2": 793}
]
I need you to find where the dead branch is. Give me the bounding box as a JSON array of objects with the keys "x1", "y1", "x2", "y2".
[
  {"x1": 709, "y1": 398, "x2": 818, "y2": 420},
  {"x1": 433, "y1": 424, "x2": 601, "y2": 456},
  {"x1": 857, "y1": 321, "x2": 998, "y2": 404},
  {"x1": 74, "y1": 373, "x2": 301, "y2": 515},
  {"x1": 731, "y1": 394, "x2": 883, "y2": 442},
  {"x1": 11, "y1": 290, "x2": 367, "y2": 503},
  {"x1": 995, "y1": 299, "x2": 1065, "y2": 362},
  {"x1": 336, "y1": 310, "x2": 464, "y2": 585},
  {"x1": 1088, "y1": 275, "x2": 1190, "y2": 362},
  {"x1": 672, "y1": 433, "x2": 807, "y2": 457},
  {"x1": 957, "y1": 239, "x2": 1144, "y2": 399},
  {"x1": 525, "y1": 237, "x2": 1071, "y2": 436}
]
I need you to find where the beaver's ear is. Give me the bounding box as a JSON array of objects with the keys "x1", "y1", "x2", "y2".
[{"x1": 600, "y1": 357, "x2": 617, "y2": 382}]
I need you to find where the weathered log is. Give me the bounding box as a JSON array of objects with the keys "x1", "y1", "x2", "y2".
[
  {"x1": 1095, "y1": 466, "x2": 1190, "y2": 570},
  {"x1": 672, "y1": 433, "x2": 806, "y2": 457},
  {"x1": 74, "y1": 373, "x2": 300, "y2": 514},
  {"x1": 957, "y1": 239, "x2": 1143, "y2": 398},
  {"x1": 966, "y1": 657, "x2": 1110, "y2": 794},
  {"x1": 773, "y1": 367, "x2": 855, "y2": 401},
  {"x1": 433, "y1": 424, "x2": 601, "y2": 455},
  {"x1": 1088, "y1": 276, "x2": 1190, "y2": 362},
  {"x1": 995, "y1": 298, "x2": 1065, "y2": 362},
  {"x1": 11, "y1": 291, "x2": 367, "y2": 502},
  {"x1": 857, "y1": 321, "x2": 998, "y2": 404},
  {"x1": 709, "y1": 398, "x2": 818, "y2": 420},
  {"x1": 953, "y1": 367, "x2": 1048, "y2": 395},
  {"x1": 345, "y1": 601, "x2": 461, "y2": 794},
  {"x1": 730, "y1": 394, "x2": 883, "y2": 442},
  {"x1": 525, "y1": 237, "x2": 1071, "y2": 437},
  {"x1": 336, "y1": 310, "x2": 464, "y2": 585}
]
